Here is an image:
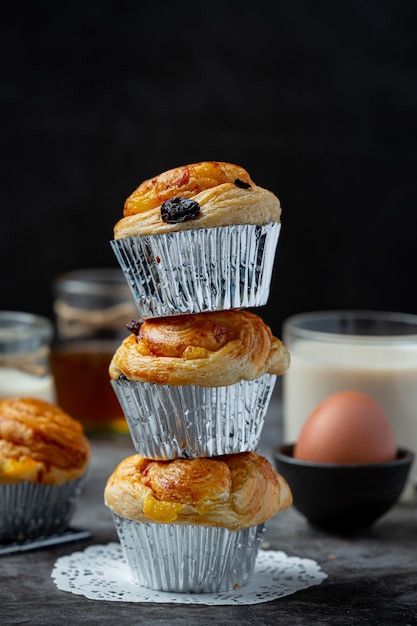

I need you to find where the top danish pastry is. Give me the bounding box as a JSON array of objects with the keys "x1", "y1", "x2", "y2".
[
  {"x1": 0, "y1": 397, "x2": 91, "y2": 485},
  {"x1": 114, "y1": 161, "x2": 281, "y2": 239}
]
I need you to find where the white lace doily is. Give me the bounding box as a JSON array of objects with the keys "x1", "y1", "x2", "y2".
[{"x1": 51, "y1": 542, "x2": 327, "y2": 605}]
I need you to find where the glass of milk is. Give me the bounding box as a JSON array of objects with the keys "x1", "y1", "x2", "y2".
[
  {"x1": 0, "y1": 311, "x2": 56, "y2": 402},
  {"x1": 283, "y1": 310, "x2": 417, "y2": 500}
]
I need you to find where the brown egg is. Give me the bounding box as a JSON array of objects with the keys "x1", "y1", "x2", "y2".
[{"x1": 293, "y1": 390, "x2": 397, "y2": 464}]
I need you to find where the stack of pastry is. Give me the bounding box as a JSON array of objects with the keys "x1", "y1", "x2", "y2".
[{"x1": 104, "y1": 161, "x2": 292, "y2": 593}]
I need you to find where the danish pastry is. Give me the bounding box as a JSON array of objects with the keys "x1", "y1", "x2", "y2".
[
  {"x1": 0, "y1": 397, "x2": 91, "y2": 485},
  {"x1": 109, "y1": 309, "x2": 290, "y2": 386},
  {"x1": 114, "y1": 161, "x2": 281, "y2": 238},
  {"x1": 104, "y1": 451, "x2": 292, "y2": 531}
]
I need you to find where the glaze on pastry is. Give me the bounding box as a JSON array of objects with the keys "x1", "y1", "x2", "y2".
[
  {"x1": 109, "y1": 310, "x2": 290, "y2": 386},
  {"x1": 0, "y1": 397, "x2": 91, "y2": 485},
  {"x1": 104, "y1": 451, "x2": 292, "y2": 531},
  {"x1": 114, "y1": 161, "x2": 281, "y2": 239}
]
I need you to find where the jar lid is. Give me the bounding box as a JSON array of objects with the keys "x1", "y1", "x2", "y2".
[{"x1": 54, "y1": 268, "x2": 131, "y2": 297}]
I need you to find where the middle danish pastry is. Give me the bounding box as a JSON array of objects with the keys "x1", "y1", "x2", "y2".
[{"x1": 109, "y1": 309, "x2": 290, "y2": 459}]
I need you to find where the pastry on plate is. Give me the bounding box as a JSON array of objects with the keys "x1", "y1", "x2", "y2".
[
  {"x1": 109, "y1": 310, "x2": 290, "y2": 459},
  {"x1": 110, "y1": 161, "x2": 282, "y2": 317},
  {"x1": 104, "y1": 451, "x2": 292, "y2": 592},
  {"x1": 0, "y1": 397, "x2": 91, "y2": 542}
]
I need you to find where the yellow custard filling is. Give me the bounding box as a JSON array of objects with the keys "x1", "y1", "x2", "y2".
[
  {"x1": 1, "y1": 456, "x2": 42, "y2": 483},
  {"x1": 143, "y1": 493, "x2": 183, "y2": 523}
]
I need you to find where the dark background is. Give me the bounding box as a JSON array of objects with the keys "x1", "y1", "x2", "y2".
[{"x1": 2, "y1": 0, "x2": 417, "y2": 338}]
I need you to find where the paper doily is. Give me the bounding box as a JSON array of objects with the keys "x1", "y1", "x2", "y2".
[{"x1": 51, "y1": 542, "x2": 327, "y2": 605}]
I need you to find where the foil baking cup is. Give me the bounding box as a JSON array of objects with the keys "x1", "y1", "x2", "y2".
[
  {"x1": 0, "y1": 476, "x2": 85, "y2": 543},
  {"x1": 112, "y1": 514, "x2": 265, "y2": 593},
  {"x1": 110, "y1": 223, "x2": 281, "y2": 318},
  {"x1": 111, "y1": 373, "x2": 276, "y2": 459}
]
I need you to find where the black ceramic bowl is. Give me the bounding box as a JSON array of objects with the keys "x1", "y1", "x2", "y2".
[{"x1": 274, "y1": 444, "x2": 414, "y2": 533}]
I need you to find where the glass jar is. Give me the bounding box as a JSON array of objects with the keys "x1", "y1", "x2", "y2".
[
  {"x1": 0, "y1": 311, "x2": 56, "y2": 402},
  {"x1": 51, "y1": 268, "x2": 138, "y2": 433}
]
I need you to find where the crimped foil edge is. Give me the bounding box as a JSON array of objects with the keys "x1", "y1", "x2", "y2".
[
  {"x1": 112, "y1": 514, "x2": 265, "y2": 593},
  {"x1": 111, "y1": 374, "x2": 276, "y2": 459},
  {"x1": 0, "y1": 476, "x2": 85, "y2": 543},
  {"x1": 110, "y1": 223, "x2": 280, "y2": 317}
]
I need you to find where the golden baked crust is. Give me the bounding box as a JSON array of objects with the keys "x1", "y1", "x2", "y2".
[
  {"x1": 124, "y1": 162, "x2": 254, "y2": 216},
  {"x1": 114, "y1": 161, "x2": 281, "y2": 239},
  {"x1": 0, "y1": 397, "x2": 91, "y2": 485},
  {"x1": 109, "y1": 310, "x2": 290, "y2": 386},
  {"x1": 104, "y1": 452, "x2": 292, "y2": 530}
]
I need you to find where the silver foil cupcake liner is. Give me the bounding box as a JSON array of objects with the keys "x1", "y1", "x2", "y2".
[
  {"x1": 110, "y1": 223, "x2": 281, "y2": 318},
  {"x1": 112, "y1": 514, "x2": 265, "y2": 593},
  {"x1": 111, "y1": 373, "x2": 276, "y2": 459},
  {"x1": 0, "y1": 476, "x2": 85, "y2": 543}
]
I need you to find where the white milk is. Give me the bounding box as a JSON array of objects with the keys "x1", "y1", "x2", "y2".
[
  {"x1": 0, "y1": 367, "x2": 56, "y2": 402},
  {"x1": 283, "y1": 340, "x2": 417, "y2": 493}
]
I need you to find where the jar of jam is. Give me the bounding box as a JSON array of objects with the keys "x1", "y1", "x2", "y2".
[{"x1": 51, "y1": 268, "x2": 137, "y2": 433}]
